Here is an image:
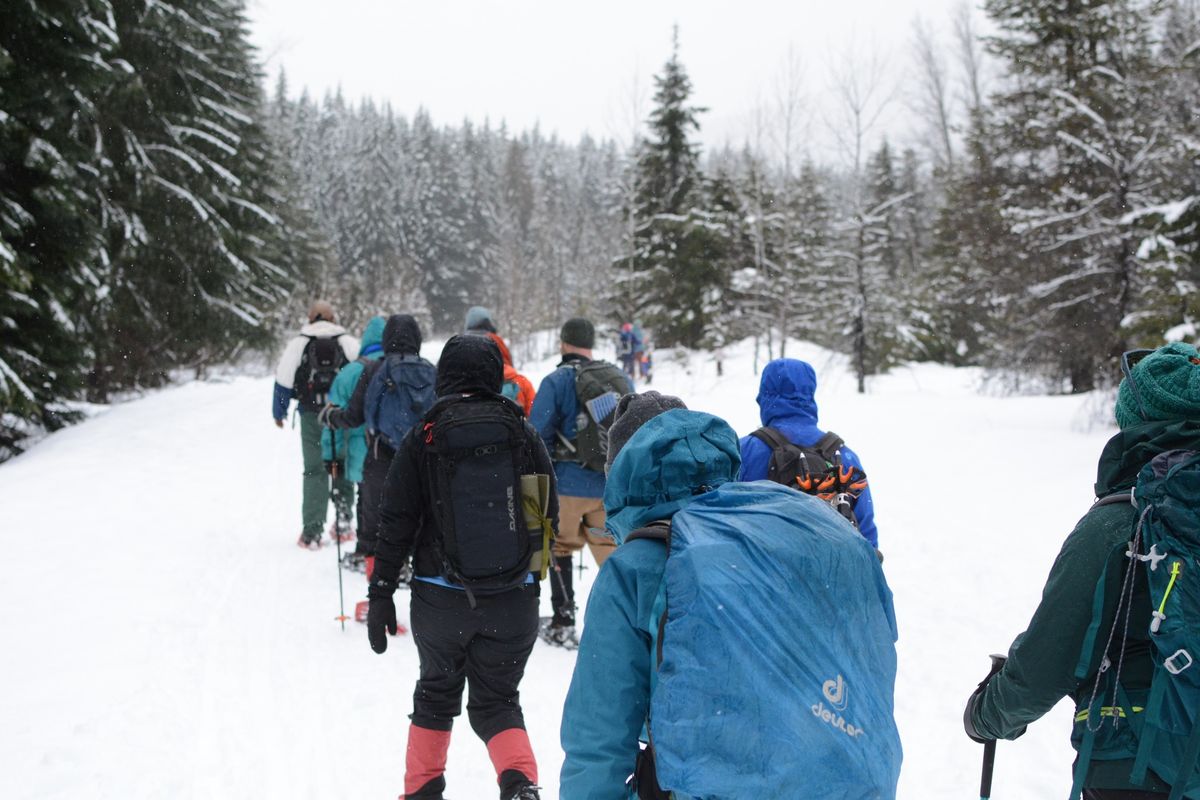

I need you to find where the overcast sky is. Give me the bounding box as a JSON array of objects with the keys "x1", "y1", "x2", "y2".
[{"x1": 246, "y1": 0, "x2": 979, "y2": 164}]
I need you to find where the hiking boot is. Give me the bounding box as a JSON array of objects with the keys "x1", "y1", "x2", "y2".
[
  {"x1": 503, "y1": 782, "x2": 541, "y2": 800},
  {"x1": 297, "y1": 532, "x2": 322, "y2": 551}
]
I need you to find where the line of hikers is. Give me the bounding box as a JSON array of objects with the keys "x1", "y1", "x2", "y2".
[{"x1": 273, "y1": 300, "x2": 1200, "y2": 799}]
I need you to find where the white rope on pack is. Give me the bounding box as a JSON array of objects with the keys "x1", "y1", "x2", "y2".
[{"x1": 1087, "y1": 505, "x2": 1154, "y2": 733}]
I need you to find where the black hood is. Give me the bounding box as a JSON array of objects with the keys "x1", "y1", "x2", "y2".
[
  {"x1": 436, "y1": 334, "x2": 503, "y2": 396},
  {"x1": 383, "y1": 314, "x2": 422, "y2": 355}
]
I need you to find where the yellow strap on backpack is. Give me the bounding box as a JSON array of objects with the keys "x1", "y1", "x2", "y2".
[{"x1": 521, "y1": 474, "x2": 554, "y2": 579}]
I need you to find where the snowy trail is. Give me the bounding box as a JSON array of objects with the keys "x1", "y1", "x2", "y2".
[{"x1": 2, "y1": 340, "x2": 1113, "y2": 798}]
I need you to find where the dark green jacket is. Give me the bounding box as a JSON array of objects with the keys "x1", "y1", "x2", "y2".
[{"x1": 971, "y1": 420, "x2": 1200, "y2": 793}]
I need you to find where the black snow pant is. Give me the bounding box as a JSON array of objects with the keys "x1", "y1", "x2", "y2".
[
  {"x1": 354, "y1": 442, "x2": 393, "y2": 557},
  {"x1": 1083, "y1": 790, "x2": 1168, "y2": 799},
  {"x1": 409, "y1": 580, "x2": 539, "y2": 740}
]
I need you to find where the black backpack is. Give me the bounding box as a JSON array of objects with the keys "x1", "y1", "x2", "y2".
[
  {"x1": 424, "y1": 395, "x2": 542, "y2": 598},
  {"x1": 295, "y1": 335, "x2": 347, "y2": 411},
  {"x1": 556, "y1": 360, "x2": 628, "y2": 473},
  {"x1": 749, "y1": 427, "x2": 868, "y2": 528}
]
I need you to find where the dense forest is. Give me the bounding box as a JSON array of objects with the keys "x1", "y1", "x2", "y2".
[{"x1": 5, "y1": 0, "x2": 1200, "y2": 458}]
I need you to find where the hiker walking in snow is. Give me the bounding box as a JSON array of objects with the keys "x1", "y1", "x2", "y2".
[
  {"x1": 964, "y1": 344, "x2": 1200, "y2": 800},
  {"x1": 559, "y1": 393, "x2": 902, "y2": 799},
  {"x1": 617, "y1": 323, "x2": 640, "y2": 382},
  {"x1": 739, "y1": 358, "x2": 880, "y2": 549},
  {"x1": 271, "y1": 300, "x2": 360, "y2": 549},
  {"x1": 319, "y1": 314, "x2": 433, "y2": 585},
  {"x1": 367, "y1": 334, "x2": 557, "y2": 800},
  {"x1": 529, "y1": 317, "x2": 633, "y2": 648},
  {"x1": 464, "y1": 306, "x2": 537, "y2": 415}
]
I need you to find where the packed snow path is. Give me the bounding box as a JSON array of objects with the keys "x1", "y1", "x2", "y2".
[{"x1": 2, "y1": 338, "x2": 1114, "y2": 798}]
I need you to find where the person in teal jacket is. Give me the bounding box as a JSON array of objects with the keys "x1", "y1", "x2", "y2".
[
  {"x1": 559, "y1": 393, "x2": 740, "y2": 798},
  {"x1": 322, "y1": 315, "x2": 386, "y2": 485}
]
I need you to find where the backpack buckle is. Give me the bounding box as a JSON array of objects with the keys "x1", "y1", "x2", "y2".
[{"x1": 1165, "y1": 649, "x2": 1193, "y2": 675}]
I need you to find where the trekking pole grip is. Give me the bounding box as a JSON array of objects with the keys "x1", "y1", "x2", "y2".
[{"x1": 979, "y1": 653, "x2": 1006, "y2": 800}]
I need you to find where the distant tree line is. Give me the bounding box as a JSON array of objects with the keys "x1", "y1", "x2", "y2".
[{"x1": 6, "y1": 0, "x2": 1200, "y2": 459}]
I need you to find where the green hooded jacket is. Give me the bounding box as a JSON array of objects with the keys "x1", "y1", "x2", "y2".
[{"x1": 972, "y1": 419, "x2": 1200, "y2": 793}]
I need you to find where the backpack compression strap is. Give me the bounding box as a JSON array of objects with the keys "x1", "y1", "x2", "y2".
[{"x1": 750, "y1": 427, "x2": 845, "y2": 461}]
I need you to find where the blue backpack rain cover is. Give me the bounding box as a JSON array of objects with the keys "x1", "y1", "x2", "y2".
[
  {"x1": 364, "y1": 353, "x2": 436, "y2": 450},
  {"x1": 648, "y1": 481, "x2": 902, "y2": 799}
]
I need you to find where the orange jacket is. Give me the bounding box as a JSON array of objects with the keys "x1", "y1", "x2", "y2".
[{"x1": 487, "y1": 333, "x2": 536, "y2": 416}]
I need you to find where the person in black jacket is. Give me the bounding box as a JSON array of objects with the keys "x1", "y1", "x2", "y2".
[
  {"x1": 320, "y1": 314, "x2": 425, "y2": 576},
  {"x1": 368, "y1": 334, "x2": 557, "y2": 800}
]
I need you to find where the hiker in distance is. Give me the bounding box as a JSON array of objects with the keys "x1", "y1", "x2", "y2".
[
  {"x1": 367, "y1": 334, "x2": 557, "y2": 800},
  {"x1": 464, "y1": 305, "x2": 537, "y2": 415},
  {"x1": 528, "y1": 317, "x2": 633, "y2": 648},
  {"x1": 739, "y1": 358, "x2": 880, "y2": 549},
  {"x1": 559, "y1": 392, "x2": 901, "y2": 799},
  {"x1": 271, "y1": 300, "x2": 359, "y2": 549},
  {"x1": 964, "y1": 344, "x2": 1200, "y2": 799},
  {"x1": 319, "y1": 314, "x2": 434, "y2": 586}
]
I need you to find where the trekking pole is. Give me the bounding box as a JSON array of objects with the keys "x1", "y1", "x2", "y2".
[
  {"x1": 331, "y1": 429, "x2": 348, "y2": 631},
  {"x1": 979, "y1": 654, "x2": 1006, "y2": 800}
]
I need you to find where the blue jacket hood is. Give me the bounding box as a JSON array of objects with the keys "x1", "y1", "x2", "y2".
[
  {"x1": 604, "y1": 409, "x2": 741, "y2": 544},
  {"x1": 758, "y1": 358, "x2": 819, "y2": 427},
  {"x1": 361, "y1": 316, "x2": 386, "y2": 353}
]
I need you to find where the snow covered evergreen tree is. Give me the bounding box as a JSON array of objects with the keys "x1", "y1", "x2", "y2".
[
  {"x1": 984, "y1": 0, "x2": 1171, "y2": 391},
  {"x1": 0, "y1": 0, "x2": 115, "y2": 453},
  {"x1": 620, "y1": 30, "x2": 729, "y2": 349},
  {"x1": 85, "y1": 0, "x2": 300, "y2": 397}
]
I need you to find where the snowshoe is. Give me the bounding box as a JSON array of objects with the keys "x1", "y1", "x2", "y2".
[
  {"x1": 297, "y1": 533, "x2": 323, "y2": 551},
  {"x1": 340, "y1": 551, "x2": 367, "y2": 573},
  {"x1": 327, "y1": 521, "x2": 356, "y2": 544},
  {"x1": 538, "y1": 616, "x2": 579, "y2": 650}
]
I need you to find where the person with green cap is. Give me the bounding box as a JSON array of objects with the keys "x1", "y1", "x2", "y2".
[
  {"x1": 964, "y1": 343, "x2": 1200, "y2": 799},
  {"x1": 529, "y1": 317, "x2": 634, "y2": 647}
]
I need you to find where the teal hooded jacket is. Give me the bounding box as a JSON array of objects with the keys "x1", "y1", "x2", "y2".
[
  {"x1": 321, "y1": 316, "x2": 385, "y2": 481},
  {"x1": 559, "y1": 409, "x2": 742, "y2": 799}
]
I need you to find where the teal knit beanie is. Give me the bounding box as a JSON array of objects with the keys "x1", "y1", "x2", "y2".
[{"x1": 1115, "y1": 342, "x2": 1200, "y2": 429}]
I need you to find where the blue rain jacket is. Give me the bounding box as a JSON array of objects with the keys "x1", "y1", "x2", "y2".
[
  {"x1": 560, "y1": 409, "x2": 741, "y2": 798},
  {"x1": 321, "y1": 316, "x2": 385, "y2": 479},
  {"x1": 529, "y1": 355, "x2": 633, "y2": 498},
  {"x1": 738, "y1": 358, "x2": 880, "y2": 547}
]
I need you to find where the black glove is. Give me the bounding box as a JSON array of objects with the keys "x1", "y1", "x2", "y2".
[
  {"x1": 964, "y1": 654, "x2": 1010, "y2": 743},
  {"x1": 367, "y1": 577, "x2": 398, "y2": 654},
  {"x1": 317, "y1": 404, "x2": 336, "y2": 427}
]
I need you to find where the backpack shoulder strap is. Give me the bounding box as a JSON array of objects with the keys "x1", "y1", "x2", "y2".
[
  {"x1": 750, "y1": 426, "x2": 792, "y2": 452},
  {"x1": 813, "y1": 431, "x2": 845, "y2": 461},
  {"x1": 626, "y1": 520, "x2": 672, "y2": 544},
  {"x1": 1093, "y1": 491, "x2": 1134, "y2": 509}
]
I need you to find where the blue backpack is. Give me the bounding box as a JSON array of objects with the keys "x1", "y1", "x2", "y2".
[
  {"x1": 627, "y1": 482, "x2": 902, "y2": 800},
  {"x1": 364, "y1": 353, "x2": 437, "y2": 450},
  {"x1": 1073, "y1": 450, "x2": 1200, "y2": 800}
]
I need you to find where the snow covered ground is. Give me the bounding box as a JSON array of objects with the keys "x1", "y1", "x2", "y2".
[{"x1": 1, "y1": 336, "x2": 1115, "y2": 799}]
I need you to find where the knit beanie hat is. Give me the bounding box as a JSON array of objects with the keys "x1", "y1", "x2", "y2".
[
  {"x1": 561, "y1": 317, "x2": 595, "y2": 349},
  {"x1": 307, "y1": 299, "x2": 335, "y2": 323},
  {"x1": 1115, "y1": 342, "x2": 1200, "y2": 429},
  {"x1": 464, "y1": 306, "x2": 497, "y2": 333},
  {"x1": 606, "y1": 391, "x2": 688, "y2": 471}
]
